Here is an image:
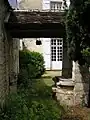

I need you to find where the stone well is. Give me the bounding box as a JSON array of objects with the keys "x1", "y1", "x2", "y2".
[{"x1": 52, "y1": 61, "x2": 90, "y2": 106}]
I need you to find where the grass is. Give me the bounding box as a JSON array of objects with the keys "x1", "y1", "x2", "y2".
[
  {"x1": 88, "y1": 115, "x2": 90, "y2": 120},
  {"x1": 40, "y1": 76, "x2": 54, "y2": 86},
  {"x1": 88, "y1": 111, "x2": 90, "y2": 120},
  {"x1": 25, "y1": 77, "x2": 54, "y2": 100},
  {"x1": 41, "y1": 75, "x2": 90, "y2": 120},
  {"x1": 0, "y1": 76, "x2": 64, "y2": 120}
]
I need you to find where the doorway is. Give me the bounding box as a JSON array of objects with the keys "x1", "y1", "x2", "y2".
[{"x1": 51, "y1": 38, "x2": 63, "y2": 70}]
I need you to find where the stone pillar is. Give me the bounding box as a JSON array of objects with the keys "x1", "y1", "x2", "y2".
[
  {"x1": 8, "y1": 38, "x2": 19, "y2": 93},
  {"x1": 0, "y1": 1, "x2": 9, "y2": 105},
  {"x1": 72, "y1": 61, "x2": 89, "y2": 106},
  {"x1": 0, "y1": 32, "x2": 9, "y2": 105},
  {"x1": 62, "y1": 41, "x2": 72, "y2": 78},
  {"x1": 0, "y1": 1, "x2": 19, "y2": 105}
]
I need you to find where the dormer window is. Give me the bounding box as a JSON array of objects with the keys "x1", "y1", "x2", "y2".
[{"x1": 50, "y1": 1, "x2": 62, "y2": 11}]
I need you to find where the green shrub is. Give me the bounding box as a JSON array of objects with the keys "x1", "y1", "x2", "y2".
[
  {"x1": 19, "y1": 50, "x2": 45, "y2": 77},
  {"x1": 18, "y1": 68, "x2": 29, "y2": 87},
  {"x1": 82, "y1": 48, "x2": 90, "y2": 56},
  {"x1": 0, "y1": 93, "x2": 30, "y2": 120},
  {"x1": 18, "y1": 50, "x2": 45, "y2": 86},
  {"x1": 0, "y1": 90, "x2": 64, "y2": 120}
]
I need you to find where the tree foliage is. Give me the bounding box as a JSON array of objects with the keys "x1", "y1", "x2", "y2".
[{"x1": 66, "y1": 0, "x2": 90, "y2": 65}]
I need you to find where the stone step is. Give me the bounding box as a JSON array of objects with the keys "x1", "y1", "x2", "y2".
[{"x1": 56, "y1": 79, "x2": 74, "y2": 87}]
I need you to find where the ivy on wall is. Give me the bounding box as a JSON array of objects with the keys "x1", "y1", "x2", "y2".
[{"x1": 65, "y1": 0, "x2": 90, "y2": 65}]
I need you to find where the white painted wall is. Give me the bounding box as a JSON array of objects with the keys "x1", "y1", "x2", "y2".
[
  {"x1": 20, "y1": 39, "x2": 23, "y2": 50},
  {"x1": 19, "y1": 38, "x2": 51, "y2": 70},
  {"x1": 19, "y1": 0, "x2": 70, "y2": 70},
  {"x1": 20, "y1": 38, "x2": 43, "y2": 53},
  {"x1": 42, "y1": 0, "x2": 70, "y2": 10},
  {"x1": 18, "y1": 0, "x2": 42, "y2": 10},
  {"x1": 41, "y1": 38, "x2": 51, "y2": 70},
  {"x1": 42, "y1": 0, "x2": 68, "y2": 70}
]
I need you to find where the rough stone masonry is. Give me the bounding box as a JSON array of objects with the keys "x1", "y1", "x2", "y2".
[
  {"x1": 53, "y1": 61, "x2": 90, "y2": 106},
  {"x1": 0, "y1": 0, "x2": 90, "y2": 107},
  {"x1": 0, "y1": 1, "x2": 19, "y2": 105}
]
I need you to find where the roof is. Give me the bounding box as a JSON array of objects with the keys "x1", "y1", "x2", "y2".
[
  {"x1": 4, "y1": 10, "x2": 66, "y2": 38},
  {"x1": 6, "y1": 10, "x2": 65, "y2": 24}
]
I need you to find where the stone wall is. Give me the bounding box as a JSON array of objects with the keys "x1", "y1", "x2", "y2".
[
  {"x1": 53, "y1": 85, "x2": 74, "y2": 106},
  {"x1": 8, "y1": 37, "x2": 19, "y2": 93},
  {"x1": 20, "y1": 38, "x2": 43, "y2": 54},
  {"x1": 73, "y1": 62, "x2": 90, "y2": 106},
  {"x1": 53, "y1": 61, "x2": 90, "y2": 106},
  {"x1": 0, "y1": 1, "x2": 19, "y2": 105},
  {"x1": 0, "y1": 0, "x2": 9, "y2": 105}
]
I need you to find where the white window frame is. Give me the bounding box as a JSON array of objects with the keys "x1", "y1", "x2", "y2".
[{"x1": 51, "y1": 38, "x2": 63, "y2": 61}]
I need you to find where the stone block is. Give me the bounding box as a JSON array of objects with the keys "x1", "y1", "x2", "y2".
[
  {"x1": 0, "y1": 46, "x2": 4, "y2": 53},
  {"x1": 0, "y1": 59, "x2": 5, "y2": 65},
  {"x1": 57, "y1": 88, "x2": 74, "y2": 94},
  {"x1": 10, "y1": 85, "x2": 17, "y2": 94},
  {"x1": 74, "y1": 83, "x2": 89, "y2": 92},
  {"x1": 56, "y1": 92, "x2": 74, "y2": 106},
  {"x1": 74, "y1": 92, "x2": 89, "y2": 106},
  {"x1": 56, "y1": 80, "x2": 74, "y2": 87},
  {"x1": 53, "y1": 86, "x2": 74, "y2": 106},
  {"x1": 74, "y1": 73, "x2": 89, "y2": 83},
  {"x1": 72, "y1": 61, "x2": 90, "y2": 83}
]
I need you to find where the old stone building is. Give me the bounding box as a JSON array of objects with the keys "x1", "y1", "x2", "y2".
[
  {"x1": 19, "y1": 0, "x2": 70, "y2": 71},
  {"x1": 19, "y1": 0, "x2": 42, "y2": 10},
  {"x1": 0, "y1": 0, "x2": 19, "y2": 105},
  {"x1": 18, "y1": 0, "x2": 90, "y2": 106},
  {"x1": 0, "y1": 0, "x2": 89, "y2": 107}
]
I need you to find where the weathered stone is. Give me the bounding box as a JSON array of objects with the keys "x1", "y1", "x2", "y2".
[
  {"x1": 56, "y1": 80, "x2": 74, "y2": 87},
  {"x1": 57, "y1": 89, "x2": 74, "y2": 95},
  {"x1": 52, "y1": 86, "x2": 74, "y2": 106},
  {"x1": 7, "y1": 10, "x2": 65, "y2": 24},
  {"x1": 74, "y1": 92, "x2": 89, "y2": 106},
  {"x1": 53, "y1": 61, "x2": 90, "y2": 106},
  {"x1": 73, "y1": 61, "x2": 90, "y2": 106},
  {"x1": 72, "y1": 61, "x2": 89, "y2": 83},
  {"x1": 56, "y1": 90, "x2": 74, "y2": 106},
  {"x1": 9, "y1": 38, "x2": 19, "y2": 93},
  {"x1": 0, "y1": 57, "x2": 5, "y2": 64},
  {"x1": 74, "y1": 83, "x2": 89, "y2": 92},
  {"x1": 0, "y1": 1, "x2": 19, "y2": 105},
  {"x1": 0, "y1": 0, "x2": 9, "y2": 105}
]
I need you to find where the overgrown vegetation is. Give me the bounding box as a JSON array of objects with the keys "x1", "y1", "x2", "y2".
[
  {"x1": 0, "y1": 50, "x2": 65, "y2": 120},
  {"x1": 66, "y1": 0, "x2": 90, "y2": 65},
  {"x1": 0, "y1": 78, "x2": 64, "y2": 120},
  {"x1": 82, "y1": 48, "x2": 90, "y2": 56},
  {"x1": 18, "y1": 50, "x2": 45, "y2": 87}
]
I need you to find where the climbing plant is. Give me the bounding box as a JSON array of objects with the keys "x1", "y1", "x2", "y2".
[{"x1": 65, "y1": 0, "x2": 90, "y2": 65}]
